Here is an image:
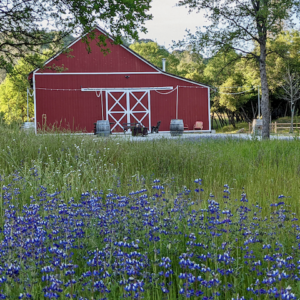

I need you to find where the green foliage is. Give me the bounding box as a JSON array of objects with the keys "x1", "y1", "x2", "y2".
[
  {"x1": 204, "y1": 50, "x2": 241, "y2": 86},
  {"x1": 216, "y1": 122, "x2": 249, "y2": 133},
  {"x1": 0, "y1": 51, "x2": 53, "y2": 124},
  {"x1": 175, "y1": 50, "x2": 206, "y2": 81},
  {"x1": 219, "y1": 78, "x2": 252, "y2": 112},
  {"x1": 177, "y1": 0, "x2": 300, "y2": 137},
  {"x1": 0, "y1": 0, "x2": 152, "y2": 72},
  {"x1": 200, "y1": 31, "x2": 300, "y2": 114},
  {"x1": 129, "y1": 41, "x2": 180, "y2": 74},
  {"x1": 177, "y1": 0, "x2": 299, "y2": 59},
  {"x1": 129, "y1": 42, "x2": 207, "y2": 81}
]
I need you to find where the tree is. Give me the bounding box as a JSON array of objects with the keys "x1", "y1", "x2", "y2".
[
  {"x1": 129, "y1": 42, "x2": 180, "y2": 75},
  {"x1": 0, "y1": 51, "x2": 53, "y2": 123},
  {"x1": 177, "y1": 0, "x2": 300, "y2": 138},
  {"x1": 280, "y1": 68, "x2": 300, "y2": 133},
  {"x1": 0, "y1": 0, "x2": 152, "y2": 72},
  {"x1": 203, "y1": 50, "x2": 241, "y2": 87},
  {"x1": 175, "y1": 50, "x2": 206, "y2": 82}
]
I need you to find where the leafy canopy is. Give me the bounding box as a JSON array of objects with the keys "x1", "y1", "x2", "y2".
[
  {"x1": 177, "y1": 0, "x2": 300, "y2": 137},
  {"x1": 129, "y1": 42, "x2": 180, "y2": 74},
  {"x1": 130, "y1": 41, "x2": 206, "y2": 81},
  {"x1": 0, "y1": 0, "x2": 152, "y2": 72},
  {"x1": 0, "y1": 51, "x2": 53, "y2": 124},
  {"x1": 176, "y1": 0, "x2": 299, "y2": 59}
]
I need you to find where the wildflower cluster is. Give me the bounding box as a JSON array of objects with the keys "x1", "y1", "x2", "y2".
[{"x1": 0, "y1": 175, "x2": 299, "y2": 299}]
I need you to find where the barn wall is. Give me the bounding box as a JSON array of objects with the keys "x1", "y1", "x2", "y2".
[
  {"x1": 35, "y1": 74, "x2": 209, "y2": 132},
  {"x1": 36, "y1": 29, "x2": 157, "y2": 74}
]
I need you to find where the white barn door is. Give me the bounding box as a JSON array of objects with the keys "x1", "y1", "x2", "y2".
[{"x1": 106, "y1": 90, "x2": 151, "y2": 132}]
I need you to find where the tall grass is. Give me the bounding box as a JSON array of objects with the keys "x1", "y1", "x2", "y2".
[
  {"x1": 1, "y1": 123, "x2": 300, "y2": 299},
  {"x1": 1, "y1": 124, "x2": 300, "y2": 213}
]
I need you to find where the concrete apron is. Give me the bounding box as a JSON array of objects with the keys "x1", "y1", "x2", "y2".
[{"x1": 108, "y1": 132, "x2": 299, "y2": 141}]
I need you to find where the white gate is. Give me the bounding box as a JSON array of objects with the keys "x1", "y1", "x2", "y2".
[{"x1": 106, "y1": 90, "x2": 151, "y2": 132}]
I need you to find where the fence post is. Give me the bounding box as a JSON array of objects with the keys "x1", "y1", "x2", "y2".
[{"x1": 275, "y1": 122, "x2": 277, "y2": 134}]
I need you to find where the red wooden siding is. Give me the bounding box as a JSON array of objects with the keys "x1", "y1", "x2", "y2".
[
  {"x1": 37, "y1": 29, "x2": 158, "y2": 74},
  {"x1": 35, "y1": 74, "x2": 209, "y2": 132},
  {"x1": 33, "y1": 27, "x2": 210, "y2": 133}
]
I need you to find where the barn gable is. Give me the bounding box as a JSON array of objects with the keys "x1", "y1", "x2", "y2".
[{"x1": 35, "y1": 28, "x2": 160, "y2": 74}]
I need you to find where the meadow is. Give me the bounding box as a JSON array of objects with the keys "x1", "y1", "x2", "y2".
[{"x1": 0, "y1": 123, "x2": 300, "y2": 299}]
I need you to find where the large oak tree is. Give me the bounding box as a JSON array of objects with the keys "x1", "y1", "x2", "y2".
[
  {"x1": 0, "y1": 0, "x2": 152, "y2": 72},
  {"x1": 177, "y1": 0, "x2": 300, "y2": 138}
]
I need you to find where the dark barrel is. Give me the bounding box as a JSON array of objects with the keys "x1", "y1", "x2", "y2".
[
  {"x1": 170, "y1": 119, "x2": 184, "y2": 136},
  {"x1": 96, "y1": 120, "x2": 110, "y2": 137}
]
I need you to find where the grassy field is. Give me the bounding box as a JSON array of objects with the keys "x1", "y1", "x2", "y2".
[{"x1": 1, "y1": 123, "x2": 300, "y2": 299}]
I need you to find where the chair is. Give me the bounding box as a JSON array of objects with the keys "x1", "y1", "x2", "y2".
[
  {"x1": 184, "y1": 124, "x2": 189, "y2": 130},
  {"x1": 151, "y1": 120, "x2": 161, "y2": 133},
  {"x1": 193, "y1": 121, "x2": 203, "y2": 130}
]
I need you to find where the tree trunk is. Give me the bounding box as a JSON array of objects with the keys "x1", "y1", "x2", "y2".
[
  {"x1": 241, "y1": 107, "x2": 251, "y2": 123},
  {"x1": 290, "y1": 103, "x2": 294, "y2": 133},
  {"x1": 216, "y1": 112, "x2": 226, "y2": 127},
  {"x1": 259, "y1": 42, "x2": 270, "y2": 139},
  {"x1": 284, "y1": 103, "x2": 288, "y2": 117},
  {"x1": 231, "y1": 111, "x2": 236, "y2": 128}
]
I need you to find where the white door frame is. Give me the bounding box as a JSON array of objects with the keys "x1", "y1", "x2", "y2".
[{"x1": 106, "y1": 90, "x2": 151, "y2": 132}]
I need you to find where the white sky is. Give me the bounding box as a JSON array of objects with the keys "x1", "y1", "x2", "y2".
[{"x1": 138, "y1": 0, "x2": 206, "y2": 49}]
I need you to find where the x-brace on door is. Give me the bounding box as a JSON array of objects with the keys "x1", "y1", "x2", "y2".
[{"x1": 106, "y1": 90, "x2": 151, "y2": 132}]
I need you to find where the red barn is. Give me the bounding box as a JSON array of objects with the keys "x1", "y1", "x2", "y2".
[{"x1": 29, "y1": 27, "x2": 211, "y2": 134}]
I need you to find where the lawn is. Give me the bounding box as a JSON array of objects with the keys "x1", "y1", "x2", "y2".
[{"x1": 0, "y1": 123, "x2": 300, "y2": 299}]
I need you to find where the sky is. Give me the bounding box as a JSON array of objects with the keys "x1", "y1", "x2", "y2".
[{"x1": 138, "y1": 0, "x2": 207, "y2": 49}]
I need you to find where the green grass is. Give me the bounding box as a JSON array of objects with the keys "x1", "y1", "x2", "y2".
[
  {"x1": 1, "y1": 123, "x2": 300, "y2": 214},
  {"x1": 272, "y1": 116, "x2": 300, "y2": 124},
  {"x1": 1, "y1": 122, "x2": 300, "y2": 299},
  {"x1": 215, "y1": 122, "x2": 249, "y2": 133}
]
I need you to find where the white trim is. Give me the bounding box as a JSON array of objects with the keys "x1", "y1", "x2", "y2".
[
  {"x1": 107, "y1": 91, "x2": 128, "y2": 131},
  {"x1": 32, "y1": 33, "x2": 89, "y2": 75},
  {"x1": 126, "y1": 92, "x2": 130, "y2": 124},
  {"x1": 106, "y1": 90, "x2": 151, "y2": 131},
  {"x1": 128, "y1": 90, "x2": 150, "y2": 128},
  {"x1": 105, "y1": 92, "x2": 108, "y2": 121},
  {"x1": 208, "y1": 87, "x2": 211, "y2": 131},
  {"x1": 35, "y1": 72, "x2": 161, "y2": 75},
  {"x1": 130, "y1": 91, "x2": 148, "y2": 112},
  {"x1": 94, "y1": 27, "x2": 163, "y2": 74},
  {"x1": 31, "y1": 26, "x2": 159, "y2": 75},
  {"x1": 109, "y1": 92, "x2": 127, "y2": 112},
  {"x1": 176, "y1": 86, "x2": 179, "y2": 119},
  {"x1": 148, "y1": 91, "x2": 151, "y2": 131},
  {"x1": 82, "y1": 87, "x2": 173, "y2": 92},
  {"x1": 33, "y1": 73, "x2": 37, "y2": 135},
  {"x1": 31, "y1": 26, "x2": 210, "y2": 90}
]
